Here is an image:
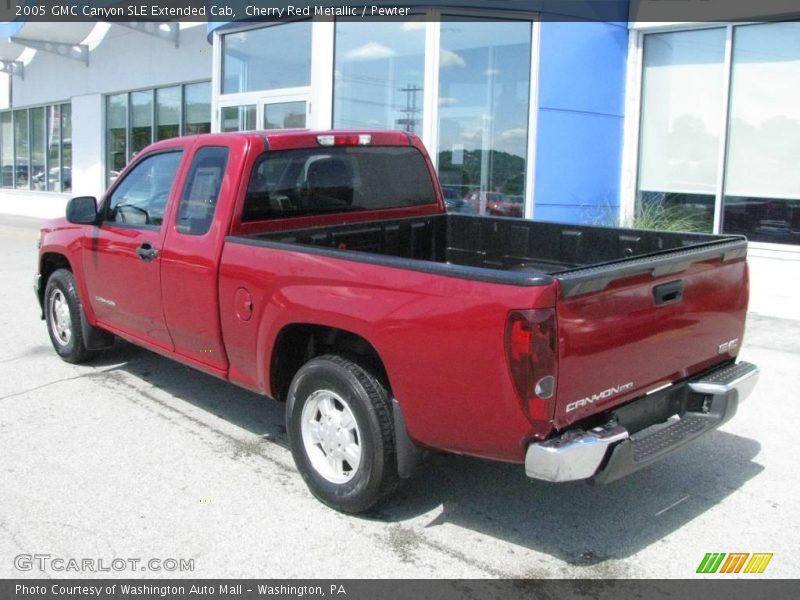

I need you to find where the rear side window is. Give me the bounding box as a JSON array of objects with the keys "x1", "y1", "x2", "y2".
[
  {"x1": 242, "y1": 145, "x2": 437, "y2": 222},
  {"x1": 176, "y1": 146, "x2": 229, "y2": 235},
  {"x1": 106, "y1": 151, "x2": 182, "y2": 228}
]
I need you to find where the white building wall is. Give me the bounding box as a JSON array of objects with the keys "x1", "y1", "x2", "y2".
[
  {"x1": 0, "y1": 73, "x2": 9, "y2": 109},
  {"x1": 748, "y1": 250, "x2": 800, "y2": 322},
  {"x1": 11, "y1": 23, "x2": 211, "y2": 107}
]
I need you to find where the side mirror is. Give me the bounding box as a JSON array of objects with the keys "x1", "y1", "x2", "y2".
[{"x1": 66, "y1": 196, "x2": 99, "y2": 225}]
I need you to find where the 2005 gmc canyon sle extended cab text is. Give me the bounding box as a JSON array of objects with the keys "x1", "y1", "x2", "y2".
[{"x1": 35, "y1": 130, "x2": 759, "y2": 513}]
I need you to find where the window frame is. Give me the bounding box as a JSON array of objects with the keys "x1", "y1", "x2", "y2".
[{"x1": 182, "y1": 81, "x2": 213, "y2": 136}]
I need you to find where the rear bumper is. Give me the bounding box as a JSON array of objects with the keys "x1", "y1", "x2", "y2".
[{"x1": 525, "y1": 361, "x2": 759, "y2": 483}]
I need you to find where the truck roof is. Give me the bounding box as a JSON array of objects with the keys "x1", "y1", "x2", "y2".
[{"x1": 146, "y1": 129, "x2": 418, "y2": 152}]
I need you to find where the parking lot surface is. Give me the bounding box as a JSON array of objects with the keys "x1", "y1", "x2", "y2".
[{"x1": 1, "y1": 214, "x2": 798, "y2": 578}]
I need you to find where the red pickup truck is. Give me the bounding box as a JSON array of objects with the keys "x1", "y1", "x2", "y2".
[{"x1": 35, "y1": 130, "x2": 759, "y2": 513}]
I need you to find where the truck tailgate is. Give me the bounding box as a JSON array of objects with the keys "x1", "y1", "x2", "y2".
[{"x1": 553, "y1": 240, "x2": 749, "y2": 429}]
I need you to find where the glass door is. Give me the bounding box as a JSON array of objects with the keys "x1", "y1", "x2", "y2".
[
  {"x1": 219, "y1": 104, "x2": 257, "y2": 132},
  {"x1": 217, "y1": 96, "x2": 309, "y2": 132},
  {"x1": 261, "y1": 96, "x2": 309, "y2": 130}
]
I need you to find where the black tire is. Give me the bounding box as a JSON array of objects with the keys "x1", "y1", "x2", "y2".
[
  {"x1": 44, "y1": 269, "x2": 95, "y2": 364},
  {"x1": 286, "y1": 354, "x2": 400, "y2": 514}
]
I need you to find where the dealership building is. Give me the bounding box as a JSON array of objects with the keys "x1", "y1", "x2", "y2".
[{"x1": 0, "y1": 5, "x2": 798, "y2": 318}]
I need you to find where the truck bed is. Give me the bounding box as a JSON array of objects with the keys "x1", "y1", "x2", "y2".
[{"x1": 233, "y1": 214, "x2": 747, "y2": 297}]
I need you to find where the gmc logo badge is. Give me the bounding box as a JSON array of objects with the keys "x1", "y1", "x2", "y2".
[{"x1": 718, "y1": 338, "x2": 739, "y2": 354}]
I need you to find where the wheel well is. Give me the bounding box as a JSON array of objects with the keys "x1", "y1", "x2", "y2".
[
  {"x1": 38, "y1": 253, "x2": 71, "y2": 305},
  {"x1": 270, "y1": 325, "x2": 390, "y2": 402}
]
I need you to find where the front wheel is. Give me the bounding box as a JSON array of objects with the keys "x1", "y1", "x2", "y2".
[
  {"x1": 44, "y1": 269, "x2": 94, "y2": 364},
  {"x1": 286, "y1": 355, "x2": 399, "y2": 513}
]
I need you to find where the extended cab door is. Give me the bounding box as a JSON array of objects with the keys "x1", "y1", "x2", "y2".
[
  {"x1": 82, "y1": 147, "x2": 186, "y2": 349},
  {"x1": 159, "y1": 137, "x2": 249, "y2": 373}
]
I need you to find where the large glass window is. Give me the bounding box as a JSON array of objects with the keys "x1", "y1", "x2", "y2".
[
  {"x1": 723, "y1": 22, "x2": 800, "y2": 245},
  {"x1": 221, "y1": 105, "x2": 256, "y2": 132},
  {"x1": 222, "y1": 23, "x2": 312, "y2": 94},
  {"x1": 14, "y1": 110, "x2": 29, "y2": 190},
  {"x1": 130, "y1": 90, "x2": 153, "y2": 157},
  {"x1": 12, "y1": 110, "x2": 32, "y2": 190},
  {"x1": 436, "y1": 19, "x2": 532, "y2": 216},
  {"x1": 156, "y1": 86, "x2": 181, "y2": 141},
  {"x1": 46, "y1": 105, "x2": 61, "y2": 192},
  {"x1": 637, "y1": 23, "x2": 800, "y2": 246},
  {"x1": 1, "y1": 112, "x2": 12, "y2": 187},
  {"x1": 30, "y1": 107, "x2": 46, "y2": 191},
  {"x1": 184, "y1": 82, "x2": 211, "y2": 135},
  {"x1": 637, "y1": 29, "x2": 726, "y2": 233},
  {"x1": 106, "y1": 94, "x2": 128, "y2": 184},
  {"x1": 0, "y1": 103, "x2": 71, "y2": 192},
  {"x1": 107, "y1": 82, "x2": 211, "y2": 184},
  {"x1": 60, "y1": 103, "x2": 72, "y2": 192},
  {"x1": 263, "y1": 102, "x2": 306, "y2": 130},
  {"x1": 333, "y1": 21, "x2": 425, "y2": 134}
]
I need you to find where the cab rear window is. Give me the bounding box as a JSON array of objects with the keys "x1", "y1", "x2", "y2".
[{"x1": 242, "y1": 145, "x2": 437, "y2": 222}]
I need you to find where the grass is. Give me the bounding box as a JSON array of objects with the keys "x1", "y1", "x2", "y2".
[{"x1": 631, "y1": 201, "x2": 708, "y2": 233}]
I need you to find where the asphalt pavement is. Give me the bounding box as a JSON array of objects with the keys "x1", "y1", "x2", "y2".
[{"x1": 0, "y1": 213, "x2": 798, "y2": 578}]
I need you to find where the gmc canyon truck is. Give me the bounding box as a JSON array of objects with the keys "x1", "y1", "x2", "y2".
[{"x1": 35, "y1": 130, "x2": 759, "y2": 513}]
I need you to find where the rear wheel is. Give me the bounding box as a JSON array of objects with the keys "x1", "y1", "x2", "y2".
[
  {"x1": 44, "y1": 269, "x2": 94, "y2": 364},
  {"x1": 287, "y1": 354, "x2": 399, "y2": 513}
]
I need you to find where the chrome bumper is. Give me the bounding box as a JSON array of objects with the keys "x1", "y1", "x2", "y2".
[
  {"x1": 525, "y1": 361, "x2": 760, "y2": 483},
  {"x1": 525, "y1": 424, "x2": 629, "y2": 482}
]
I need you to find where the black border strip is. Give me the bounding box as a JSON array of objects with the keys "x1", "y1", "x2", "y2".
[
  {"x1": 227, "y1": 211, "x2": 747, "y2": 296},
  {"x1": 3, "y1": 0, "x2": 799, "y2": 23},
  {"x1": 226, "y1": 234, "x2": 555, "y2": 287},
  {"x1": 557, "y1": 239, "x2": 748, "y2": 297}
]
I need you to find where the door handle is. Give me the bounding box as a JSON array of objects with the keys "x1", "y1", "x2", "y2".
[
  {"x1": 136, "y1": 243, "x2": 158, "y2": 262},
  {"x1": 653, "y1": 280, "x2": 683, "y2": 305}
]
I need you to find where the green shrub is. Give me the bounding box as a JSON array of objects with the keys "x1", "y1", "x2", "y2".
[{"x1": 632, "y1": 202, "x2": 707, "y2": 233}]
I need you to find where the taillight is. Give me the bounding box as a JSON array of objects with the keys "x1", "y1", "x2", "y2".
[
  {"x1": 505, "y1": 309, "x2": 557, "y2": 420},
  {"x1": 317, "y1": 134, "x2": 372, "y2": 146}
]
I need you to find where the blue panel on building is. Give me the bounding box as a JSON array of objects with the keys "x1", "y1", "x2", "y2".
[
  {"x1": 538, "y1": 20, "x2": 628, "y2": 116},
  {"x1": 533, "y1": 108, "x2": 624, "y2": 223},
  {"x1": 533, "y1": 203, "x2": 603, "y2": 224},
  {"x1": 534, "y1": 19, "x2": 628, "y2": 224}
]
